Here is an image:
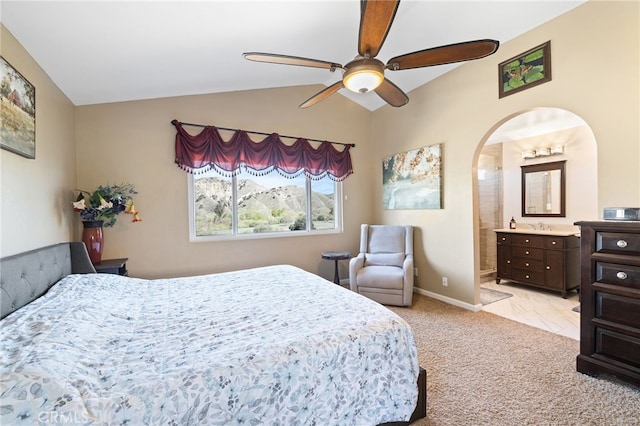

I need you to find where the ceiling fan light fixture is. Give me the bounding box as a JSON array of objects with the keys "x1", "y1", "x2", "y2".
[
  {"x1": 343, "y1": 58, "x2": 385, "y2": 93},
  {"x1": 344, "y1": 69, "x2": 384, "y2": 93},
  {"x1": 243, "y1": 2, "x2": 498, "y2": 108}
]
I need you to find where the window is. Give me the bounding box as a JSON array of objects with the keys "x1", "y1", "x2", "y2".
[{"x1": 189, "y1": 169, "x2": 342, "y2": 240}]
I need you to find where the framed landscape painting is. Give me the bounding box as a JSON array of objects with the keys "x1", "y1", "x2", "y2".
[
  {"x1": 382, "y1": 144, "x2": 442, "y2": 210},
  {"x1": 499, "y1": 41, "x2": 551, "y2": 98},
  {"x1": 1, "y1": 56, "x2": 36, "y2": 158}
]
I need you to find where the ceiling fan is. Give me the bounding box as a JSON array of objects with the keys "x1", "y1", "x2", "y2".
[{"x1": 243, "y1": 0, "x2": 499, "y2": 109}]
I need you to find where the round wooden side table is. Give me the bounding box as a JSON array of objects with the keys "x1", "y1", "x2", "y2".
[{"x1": 321, "y1": 251, "x2": 352, "y2": 285}]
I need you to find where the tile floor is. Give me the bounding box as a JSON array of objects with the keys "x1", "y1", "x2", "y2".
[{"x1": 480, "y1": 277, "x2": 580, "y2": 340}]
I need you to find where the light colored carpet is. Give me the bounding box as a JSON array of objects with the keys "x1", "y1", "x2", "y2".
[
  {"x1": 480, "y1": 287, "x2": 513, "y2": 306},
  {"x1": 389, "y1": 294, "x2": 640, "y2": 425}
]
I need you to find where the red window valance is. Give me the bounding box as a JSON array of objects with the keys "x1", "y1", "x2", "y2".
[{"x1": 173, "y1": 120, "x2": 353, "y2": 182}]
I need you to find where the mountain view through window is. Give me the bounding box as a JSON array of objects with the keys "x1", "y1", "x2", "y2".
[{"x1": 193, "y1": 169, "x2": 338, "y2": 237}]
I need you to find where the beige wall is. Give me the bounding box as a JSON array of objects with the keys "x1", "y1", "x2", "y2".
[
  {"x1": 0, "y1": 25, "x2": 76, "y2": 257},
  {"x1": 501, "y1": 124, "x2": 598, "y2": 227},
  {"x1": 75, "y1": 86, "x2": 375, "y2": 279},
  {"x1": 371, "y1": 1, "x2": 639, "y2": 305},
  {"x1": 2, "y1": 2, "x2": 638, "y2": 308}
]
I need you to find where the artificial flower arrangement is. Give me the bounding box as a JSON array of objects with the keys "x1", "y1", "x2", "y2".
[{"x1": 73, "y1": 183, "x2": 141, "y2": 227}]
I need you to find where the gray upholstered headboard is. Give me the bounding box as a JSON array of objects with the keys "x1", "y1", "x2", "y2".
[{"x1": 0, "y1": 242, "x2": 96, "y2": 319}]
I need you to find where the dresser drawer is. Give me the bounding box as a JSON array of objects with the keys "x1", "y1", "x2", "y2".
[
  {"x1": 596, "y1": 292, "x2": 640, "y2": 329},
  {"x1": 595, "y1": 328, "x2": 640, "y2": 369},
  {"x1": 512, "y1": 268, "x2": 544, "y2": 285},
  {"x1": 512, "y1": 246, "x2": 544, "y2": 260},
  {"x1": 511, "y1": 257, "x2": 544, "y2": 271},
  {"x1": 596, "y1": 232, "x2": 640, "y2": 256},
  {"x1": 595, "y1": 262, "x2": 640, "y2": 290},
  {"x1": 576, "y1": 221, "x2": 640, "y2": 386},
  {"x1": 512, "y1": 234, "x2": 544, "y2": 248}
]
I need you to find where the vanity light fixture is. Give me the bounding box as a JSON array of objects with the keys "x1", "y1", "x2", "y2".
[
  {"x1": 522, "y1": 145, "x2": 564, "y2": 159},
  {"x1": 550, "y1": 145, "x2": 564, "y2": 155}
]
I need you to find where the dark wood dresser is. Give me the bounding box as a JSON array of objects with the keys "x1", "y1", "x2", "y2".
[
  {"x1": 576, "y1": 221, "x2": 640, "y2": 387},
  {"x1": 495, "y1": 230, "x2": 580, "y2": 298}
]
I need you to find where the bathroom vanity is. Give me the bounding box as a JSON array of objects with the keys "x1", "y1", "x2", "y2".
[{"x1": 495, "y1": 228, "x2": 580, "y2": 298}]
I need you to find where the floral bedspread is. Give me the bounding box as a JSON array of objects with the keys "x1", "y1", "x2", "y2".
[{"x1": 0, "y1": 265, "x2": 419, "y2": 425}]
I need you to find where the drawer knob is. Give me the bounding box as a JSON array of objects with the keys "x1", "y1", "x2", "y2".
[
  {"x1": 525, "y1": 263, "x2": 530, "y2": 267},
  {"x1": 525, "y1": 239, "x2": 530, "y2": 243},
  {"x1": 525, "y1": 251, "x2": 530, "y2": 255},
  {"x1": 525, "y1": 275, "x2": 530, "y2": 279},
  {"x1": 507, "y1": 260, "x2": 511, "y2": 264},
  {"x1": 617, "y1": 240, "x2": 628, "y2": 248},
  {"x1": 546, "y1": 266, "x2": 550, "y2": 270},
  {"x1": 617, "y1": 271, "x2": 628, "y2": 280},
  {"x1": 551, "y1": 241, "x2": 557, "y2": 245}
]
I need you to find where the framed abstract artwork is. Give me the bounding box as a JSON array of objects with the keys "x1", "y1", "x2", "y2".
[
  {"x1": 382, "y1": 144, "x2": 442, "y2": 210},
  {"x1": 499, "y1": 41, "x2": 551, "y2": 98},
  {"x1": 1, "y1": 56, "x2": 36, "y2": 158}
]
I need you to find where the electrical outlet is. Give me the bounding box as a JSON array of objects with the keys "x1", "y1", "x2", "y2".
[
  {"x1": 442, "y1": 277, "x2": 448, "y2": 286},
  {"x1": 414, "y1": 268, "x2": 418, "y2": 277}
]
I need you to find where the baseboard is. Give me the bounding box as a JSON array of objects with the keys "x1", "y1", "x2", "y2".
[
  {"x1": 349, "y1": 283, "x2": 483, "y2": 312},
  {"x1": 413, "y1": 287, "x2": 483, "y2": 312}
]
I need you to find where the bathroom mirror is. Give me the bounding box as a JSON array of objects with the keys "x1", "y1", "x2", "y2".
[{"x1": 521, "y1": 160, "x2": 566, "y2": 217}]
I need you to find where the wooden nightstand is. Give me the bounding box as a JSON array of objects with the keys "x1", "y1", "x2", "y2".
[{"x1": 94, "y1": 258, "x2": 128, "y2": 276}]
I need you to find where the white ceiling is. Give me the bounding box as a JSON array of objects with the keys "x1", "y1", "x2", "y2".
[{"x1": 1, "y1": 0, "x2": 585, "y2": 111}]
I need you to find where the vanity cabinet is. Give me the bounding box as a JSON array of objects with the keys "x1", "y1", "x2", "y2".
[
  {"x1": 495, "y1": 231, "x2": 580, "y2": 298},
  {"x1": 575, "y1": 221, "x2": 640, "y2": 387}
]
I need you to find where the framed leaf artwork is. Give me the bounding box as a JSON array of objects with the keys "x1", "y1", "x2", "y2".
[{"x1": 499, "y1": 41, "x2": 551, "y2": 98}]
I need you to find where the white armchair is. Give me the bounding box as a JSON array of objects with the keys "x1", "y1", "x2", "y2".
[{"x1": 349, "y1": 224, "x2": 414, "y2": 306}]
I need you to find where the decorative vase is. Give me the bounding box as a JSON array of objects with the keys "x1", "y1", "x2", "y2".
[{"x1": 82, "y1": 220, "x2": 104, "y2": 264}]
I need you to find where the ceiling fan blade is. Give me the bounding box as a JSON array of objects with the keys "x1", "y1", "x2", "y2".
[
  {"x1": 358, "y1": 0, "x2": 400, "y2": 58},
  {"x1": 387, "y1": 39, "x2": 500, "y2": 70},
  {"x1": 374, "y1": 78, "x2": 409, "y2": 107},
  {"x1": 299, "y1": 81, "x2": 344, "y2": 108},
  {"x1": 243, "y1": 52, "x2": 342, "y2": 70}
]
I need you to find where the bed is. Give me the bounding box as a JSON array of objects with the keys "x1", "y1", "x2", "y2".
[{"x1": 0, "y1": 243, "x2": 425, "y2": 425}]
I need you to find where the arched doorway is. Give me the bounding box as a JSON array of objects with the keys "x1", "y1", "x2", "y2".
[{"x1": 472, "y1": 107, "x2": 598, "y2": 309}]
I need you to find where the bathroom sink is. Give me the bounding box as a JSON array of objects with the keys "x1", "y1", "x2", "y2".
[{"x1": 494, "y1": 228, "x2": 580, "y2": 237}]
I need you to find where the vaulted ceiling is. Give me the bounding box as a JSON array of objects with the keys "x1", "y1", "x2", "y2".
[{"x1": 1, "y1": 1, "x2": 584, "y2": 111}]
